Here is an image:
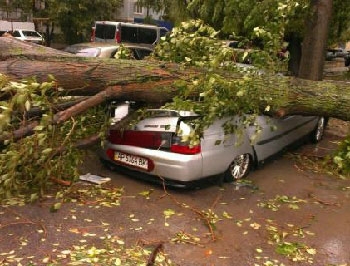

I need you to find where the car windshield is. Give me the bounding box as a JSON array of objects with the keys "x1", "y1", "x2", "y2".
[
  {"x1": 23, "y1": 31, "x2": 41, "y2": 37},
  {"x1": 145, "y1": 110, "x2": 180, "y2": 117},
  {"x1": 144, "y1": 109, "x2": 199, "y2": 138}
]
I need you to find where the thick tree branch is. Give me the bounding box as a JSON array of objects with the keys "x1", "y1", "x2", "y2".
[{"x1": 1, "y1": 37, "x2": 350, "y2": 127}]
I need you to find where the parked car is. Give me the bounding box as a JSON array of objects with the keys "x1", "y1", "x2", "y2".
[
  {"x1": 326, "y1": 47, "x2": 349, "y2": 61},
  {"x1": 101, "y1": 108, "x2": 326, "y2": 188},
  {"x1": 12, "y1": 29, "x2": 44, "y2": 44},
  {"x1": 326, "y1": 49, "x2": 337, "y2": 61},
  {"x1": 344, "y1": 52, "x2": 350, "y2": 67},
  {"x1": 64, "y1": 42, "x2": 153, "y2": 59},
  {"x1": 91, "y1": 21, "x2": 169, "y2": 45}
]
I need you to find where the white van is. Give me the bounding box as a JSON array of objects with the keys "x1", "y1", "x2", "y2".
[{"x1": 91, "y1": 21, "x2": 168, "y2": 45}]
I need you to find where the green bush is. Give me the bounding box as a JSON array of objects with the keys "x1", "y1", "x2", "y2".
[
  {"x1": 0, "y1": 75, "x2": 108, "y2": 200},
  {"x1": 333, "y1": 135, "x2": 350, "y2": 175}
]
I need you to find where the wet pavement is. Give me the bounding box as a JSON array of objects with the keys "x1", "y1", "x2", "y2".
[{"x1": 0, "y1": 119, "x2": 349, "y2": 266}]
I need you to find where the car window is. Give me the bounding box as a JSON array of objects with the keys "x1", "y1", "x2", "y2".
[
  {"x1": 121, "y1": 26, "x2": 138, "y2": 43},
  {"x1": 160, "y1": 28, "x2": 168, "y2": 37},
  {"x1": 138, "y1": 28, "x2": 157, "y2": 44},
  {"x1": 95, "y1": 24, "x2": 116, "y2": 39},
  {"x1": 177, "y1": 121, "x2": 192, "y2": 136},
  {"x1": 146, "y1": 110, "x2": 179, "y2": 117},
  {"x1": 12, "y1": 31, "x2": 21, "y2": 37},
  {"x1": 23, "y1": 31, "x2": 41, "y2": 37}
]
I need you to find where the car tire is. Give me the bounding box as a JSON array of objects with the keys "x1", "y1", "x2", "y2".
[
  {"x1": 310, "y1": 117, "x2": 326, "y2": 143},
  {"x1": 224, "y1": 154, "x2": 251, "y2": 182},
  {"x1": 100, "y1": 158, "x2": 117, "y2": 171},
  {"x1": 345, "y1": 57, "x2": 350, "y2": 67}
]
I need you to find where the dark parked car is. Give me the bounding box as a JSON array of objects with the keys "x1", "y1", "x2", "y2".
[
  {"x1": 344, "y1": 52, "x2": 350, "y2": 67},
  {"x1": 326, "y1": 48, "x2": 349, "y2": 61}
]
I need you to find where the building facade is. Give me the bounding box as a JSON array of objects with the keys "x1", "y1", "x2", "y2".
[
  {"x1": 0, "y1": 0, "x2": 47, "y2": 21},
  {"x1": 1, "y1": 0, "x2": 171, "y2": 35},
  {"x1": 1, "y1": 0, "x2": 165, "y2": 24},
  {"x1": 0, "y1": 2, "x2": 30, "y2": 21},
  {"x1": 117, "y1": 0, "x2": 164, "y2": 22}
]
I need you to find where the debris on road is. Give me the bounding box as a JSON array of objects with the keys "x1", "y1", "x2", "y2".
[{"x1": 79, "y1": 173, "x2": 111, "y2": 185}]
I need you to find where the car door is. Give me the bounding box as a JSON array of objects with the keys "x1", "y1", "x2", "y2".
[
  {"x1": 248, "y1": 115, "x2": 313, "y2": 161},
  {"x1": 201, "y1": 117, "x2": 254, "y2": 177}
]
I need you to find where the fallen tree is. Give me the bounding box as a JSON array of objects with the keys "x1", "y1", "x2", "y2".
[
  {"x1": 1, "y1": 37, "x2": 350, "y2": 124},
  {"x1": 1, "y1": 29, "x2": 350, "y2": 199}
]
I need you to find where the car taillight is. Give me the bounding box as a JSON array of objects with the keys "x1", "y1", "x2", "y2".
[
  {"x1": 106, "y1": 148, "x2": 114, "y2": 160},
  {"x1": 115, "y1": 29, "x2": 121, "y2": 43},
  {"x1": 90, "y1": 27, "x2": 95, "y2": 42},
  {"x1": 170, "y1": 144, "x2": 201, "y2": 155}
]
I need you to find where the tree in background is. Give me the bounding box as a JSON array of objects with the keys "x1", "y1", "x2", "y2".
[
  {"x1": 162, "y1": 0, "x2": 191, "y2": 25},
  {"x1": 136, "y1": 0, "x2": 165, "y2": 22},
  {"x1": 159, "y1": 0, "x2": 350, "y2": 76},
  {"x1": 298, "y1": 0, "x2": 333, "y2": 80},
  {"x1": 1, "y1": 0, "x2": 34, "y2": 20},
  {"x1": 329, "y1": 0, "x2": 350, "y2": 45}
]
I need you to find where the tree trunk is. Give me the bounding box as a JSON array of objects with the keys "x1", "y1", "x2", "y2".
[
  {"x1": 1, "y1": 37, "x2": 350, "y2": 125},
  {"x1": 298, "y1": 0, "x2": 333, "y2": 80},
  {"x1": 286, "y1": 32, "x2": 302, "y2": 76},
  {"x1": 45, "y1": 21, "x2": 54, "y2": 47}
]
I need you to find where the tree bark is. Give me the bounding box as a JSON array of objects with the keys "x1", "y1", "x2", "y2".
[
  {"x1": 0, "y1": 38, "x2": 185, "y2": 102},
  {"x1": 298, "y1": 0, "x2": 333, "y2": 80},
  {"x1": 1, "y1": 37, "x2": 350, "y2": 125},
  {"x1": 285, "y1": 32, "x2": 302, "y2": 76}
]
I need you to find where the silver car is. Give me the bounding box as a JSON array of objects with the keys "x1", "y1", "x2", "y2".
[
  {"x1": 64, "y1": 42, "x2": 153, "y2": 59},
  {"x1": 101, "y1": 109, "x2": 326, "y2": 187}
]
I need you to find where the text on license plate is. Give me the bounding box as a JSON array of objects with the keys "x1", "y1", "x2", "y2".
[{"x1": 114, "y1": 151, "x2": 148, "y2": 170}]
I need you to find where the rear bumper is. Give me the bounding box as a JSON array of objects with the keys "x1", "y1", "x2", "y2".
[
  {"x1": 102, "y1": 143, "x2": 204, "y2": 182},
  {"x1": 100, "y1": 158, "x2": 222, "y2": 189}
]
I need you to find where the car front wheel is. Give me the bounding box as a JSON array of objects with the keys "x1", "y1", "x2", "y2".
[{"x1": 224, "y1": 154, "x2": 251, "y2": 182}]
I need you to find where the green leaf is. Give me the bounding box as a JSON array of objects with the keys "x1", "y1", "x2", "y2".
[
  {"x1": 275, "y1": 242, "x2": 298, "y2": 255},
  {"x1": 30, "y1": 193, "x2": 39, "y2": 202},
  {"x1": 42, "y1": 148, "x2": 53, "y2": 155},
  {"x1": 306, "y1": 248, "x2": 317, "y2": 255},
  {"x1": 33, "y1": 125, "x2": 45, "y2": 131},
  {"x1": 50, "y1": 202, "x2": 62, "y2": 212},
  {"x1": 164, "y1": 209, "x2": 176, "y2": 218},
  {"x1": 25, "y1": 100, "x2": 31, "y2": 111},
  {"x1": 222, "y1": 211, "x2": 233, "y2": 219},
  {"x1": 236, "y1": 90, "x2": 244, "y2": 97}
]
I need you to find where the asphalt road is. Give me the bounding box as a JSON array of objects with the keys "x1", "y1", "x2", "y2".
[{"x1": 1, "y1": 119, "x2": 348, "y2": 266}]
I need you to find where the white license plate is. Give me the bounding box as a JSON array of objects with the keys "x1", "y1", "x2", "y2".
[{"x1": 114, "y1": 151, "x2": 149, "y2": 170}]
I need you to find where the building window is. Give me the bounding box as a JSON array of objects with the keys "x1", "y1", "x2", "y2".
[
  {"x1": 34, "y1": 0, "x2": 45, "y2": 10},
  {"x1": 134, "y1": 2, "x2": 143, "y2": 14}
]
